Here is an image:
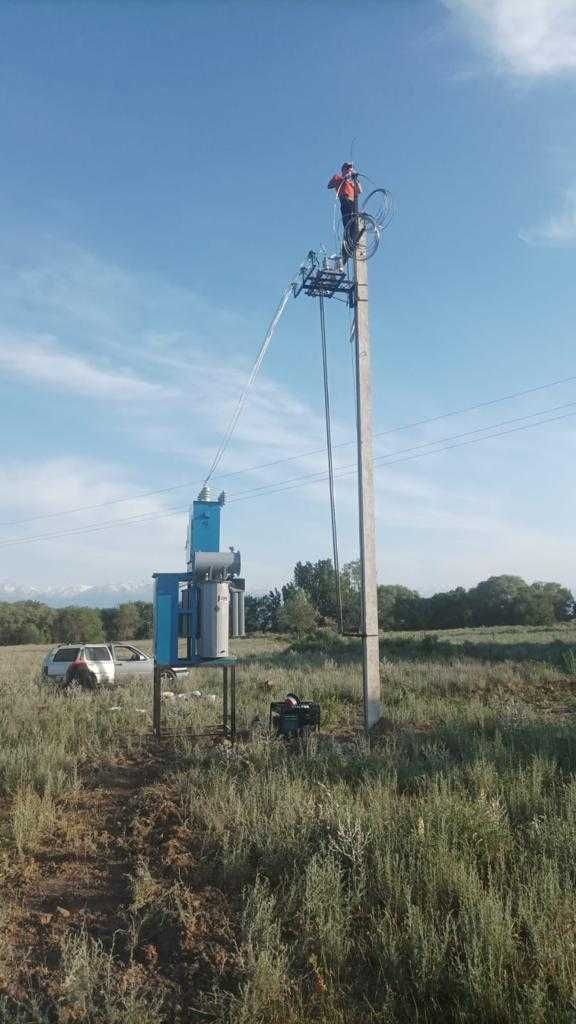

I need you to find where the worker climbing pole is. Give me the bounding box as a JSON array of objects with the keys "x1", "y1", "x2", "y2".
[{"x1": 294, "y1": 161, "x2": 394, "y2": 733}]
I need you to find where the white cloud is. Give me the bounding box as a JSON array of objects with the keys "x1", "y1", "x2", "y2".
[
  {"x1": 2, "y1": 238, "x2": 575, "y2": 596},
  {"x1": 0, "y1": 238, "x2": 323, "y2": 466},
  {"x1": 443, "y1": 0, "x2": 576, "y2": 76},
  {"x1": 519, "y1": 187, "x2": 576, "y2": 245},
  {"x1": 0, "y1": 458, "x2": 186, "y2": 585},
  {"x1": 0, "y1": 333, "x2": 172, "y2": 400}
]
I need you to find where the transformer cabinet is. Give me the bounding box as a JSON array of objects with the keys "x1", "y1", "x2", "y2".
[{"x1": 152, "y1": 487, "x2": 243, "y2": 740}]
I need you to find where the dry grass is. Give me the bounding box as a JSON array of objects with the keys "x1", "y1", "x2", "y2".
[{"x1": 1, "y1": 635, "x2": 576, "y2": 1021}]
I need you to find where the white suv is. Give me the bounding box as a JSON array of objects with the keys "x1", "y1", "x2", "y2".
[{"x1": 42, "y1": 643, "x2": 178, "y2": 688}]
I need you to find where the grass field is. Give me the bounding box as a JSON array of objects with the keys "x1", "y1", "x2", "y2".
[{"x1": 2, "y1": 627, "x2": 576, "y2": 1022}]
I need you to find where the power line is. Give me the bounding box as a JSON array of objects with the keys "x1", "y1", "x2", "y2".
[
  {"x1": 226, "y1": 400, "x2": 576, "y2": 503},
  {"x1": 0, "y1": 504, "x2": 191, "y2": 549},
  {"x1": 227, "y1": 407, "x2": 576, "y2": 506},
  {"x1": 0, "y1": 403, "x2": 574, "y2": 551},
  {"x1": 1, "y1": 372, "x2": 575, "y2": 531}
]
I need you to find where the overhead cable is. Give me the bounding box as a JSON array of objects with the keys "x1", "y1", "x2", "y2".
[
  {"x1": 0, "y1": 404, "x2": 574, "y2": 551},
  {"x1": 227, "y1": 406, "x2": 576, "y2": 505},
  {"x1": 226, "y1": 399, "x2": 576, "y2": 502},
  {"x1": 1, "y1": 372, "x2": 575, "y2": 530}
]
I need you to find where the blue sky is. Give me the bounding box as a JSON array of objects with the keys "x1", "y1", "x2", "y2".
[{"x1": 0, "y1": 0, "x2": 575, "y2": 595}]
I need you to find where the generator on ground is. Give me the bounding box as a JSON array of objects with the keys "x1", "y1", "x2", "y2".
[{"x1": 270, "y1": 694, "x2": 321, "y2": 738}]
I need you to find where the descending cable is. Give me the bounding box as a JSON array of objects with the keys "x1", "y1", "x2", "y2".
[
  {"x1": 318, "y1": 293, "x2": 344, "y2": 632},
  {"x1": 202, "y1": 273, "x2": 298, "y2": 487},
  {"x1": 1, "y1": 405, "x2": 575, "y2": 550},
  {"x1": 1, "y1": 372, "x2": 576, "y2": 530}
]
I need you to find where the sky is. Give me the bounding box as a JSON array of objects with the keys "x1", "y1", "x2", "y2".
[{"x1": 0, "y1": 0, "x2": 575, "y2": 597}]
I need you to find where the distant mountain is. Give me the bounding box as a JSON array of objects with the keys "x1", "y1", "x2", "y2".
[{"x1": 0, "y1": 580, "x2": 153, "y2": 608}]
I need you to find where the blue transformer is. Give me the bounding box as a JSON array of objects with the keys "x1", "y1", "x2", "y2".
[
  {"x1": 153, "y1": 488, "x2": 240, "y2": 668},
  {"x1": 187, "y1": 497, "x2": 221, "y2": 560}
]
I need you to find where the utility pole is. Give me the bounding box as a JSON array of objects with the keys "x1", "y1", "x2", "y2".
[
  {"x1": 292, "y1": 177, "x2": 391, "y2": 733},
  {"x1": 353, "y1": 198, "x2": 382, "y2": 732}
]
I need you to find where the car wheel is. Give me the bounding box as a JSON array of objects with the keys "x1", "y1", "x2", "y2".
[{"x1": 160, "y1": 668, "x2": 176, "y2": 683}]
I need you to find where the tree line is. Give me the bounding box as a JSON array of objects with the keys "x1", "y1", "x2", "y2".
[
  {"x1": 0, "y1": 565, "x2": 573, "y2": 646},
  {"x1": 0, "y1": 601, "x2": 152, "y2": 646},
  {"x1": 245, "y1": 561, "x2": 575, "y2": 634}
]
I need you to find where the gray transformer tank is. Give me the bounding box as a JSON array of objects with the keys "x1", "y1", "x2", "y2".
[{"x1": 198, "y1": 581, "x2": 231, "y2": 659}]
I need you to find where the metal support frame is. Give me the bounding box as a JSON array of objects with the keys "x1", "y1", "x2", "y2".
[
  {"x1": 153, "y1": 663, "x2": 162, "y2": 739},
  {"x1": 223, "y1": 665, "x2": 236, "y2": 742},
  {"x1": 293, "y1": 252, "x2": 355, "y2": 304},
  {"x1": 153, "y1": 660, "x2": 237, "y2": 744}
]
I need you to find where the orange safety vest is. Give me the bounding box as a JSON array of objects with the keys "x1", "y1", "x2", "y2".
[{"x1": 327, "y1": 173, "x2": 360, "y2": 202}]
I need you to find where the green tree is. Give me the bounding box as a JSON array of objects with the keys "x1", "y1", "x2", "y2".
[
  {"x1": 277, "y1": 590, "x2": 317, "y2": 635},
  {"x1": 13, "y1": 621, "x2": 45, "y2": 644},
  {"x1": 513, "y1": 588, "x2": 555, "y2": 626},
  {"x1": 0, "y1": 601, "x2": 54, "y2": 645},
  {"x1": 377, "y1": 585, "x2": 422, "y2": 630},
  {"x1": 424, "y1": 587, "x2": 471, "y2": 629},
  {"x1": 341, "y1": 560, "x2": 361, "y2": 593},
  {"x1": 292, "y1": 559, "x2": 361, "y2": 630},
  {"x1": 338, "y1": 561, "x2": 362, "y2": 630},
  {"x1": 530, "y1": 582, "x2": 574, "y2": 622},
  {"x1": 100, "y1": 607, "x2": 119, "y2": 640},
  {"x1": 0, "y1": 604, "x2": 17, "y2": 644},
  {"x1": 133, "y1": 601, "x2": 153, "y2": 639},
  {"x1": 294, "y1": 559, "x2": 338, "y2": 619},
  {"x1": 467, "y1": 576, "x2": 530, "y2": 627},
  {"x1": 51, "y1": 607, "x2": 104, "y2": 643},
  {"x1": 244, "y1": 590, "x2": 282, "y2": 632},
  {"x1": 115, "y1": 603, "x2": 141, "y2": 640}
]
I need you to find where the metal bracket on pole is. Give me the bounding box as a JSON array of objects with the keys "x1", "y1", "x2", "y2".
[{"x1": 293, "y1": 252, "x2": 355, "y2": 303}]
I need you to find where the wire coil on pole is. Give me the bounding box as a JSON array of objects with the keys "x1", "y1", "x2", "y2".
[
  {"x1": 344, "y1": 212, "x2": 380, "y2": 261},
  {"x1": 362, "y1": 188, "x2": 395, "y2": 231}
]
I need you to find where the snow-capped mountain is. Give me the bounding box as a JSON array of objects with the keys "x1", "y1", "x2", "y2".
[{"x1": 0, "y1": 580, "x2": 153, "y2": 608}]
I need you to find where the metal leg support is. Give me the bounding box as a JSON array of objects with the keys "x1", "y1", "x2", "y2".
[
  {"x1": 223, "y1": 666, "x2": 229, "y2": 739},
  {"x1": 153, "y1": 664, "x2": 162, "y2": 740},
  {"x1": 230, "y1": 664, "x2": 236, "y2": 745}
]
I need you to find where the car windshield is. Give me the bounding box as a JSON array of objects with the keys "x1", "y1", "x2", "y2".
[
  {"x1": 52, "y1": 647, "x2": 81, "y2": 662},
  {"x1": 84, "y1": 647, "x2": 112, "y2": 662}
]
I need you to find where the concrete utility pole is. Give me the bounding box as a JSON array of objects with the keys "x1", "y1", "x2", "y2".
[{"x1": 353, "y1": 203, "x2": 382, "y2": 732}]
